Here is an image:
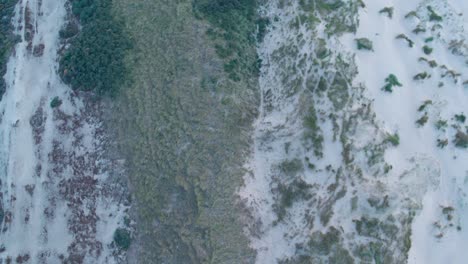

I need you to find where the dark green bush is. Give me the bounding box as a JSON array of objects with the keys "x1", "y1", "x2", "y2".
[
  {"x1": 427, "y1": 6, "x2": 442, "y2": 21},
  {"x1": 113, "y1": 228, "x2": 131, "y2": 250},
  {"x1": 416, "y1": 113, "x2": 429, "y2": 127},
  {"x1": 59, "y1": 0, "x2": 131, "y2": 95},
  {"x1": 379, "y1": 7, "x2": 394, "y2": 18},
  {"x1": 454, "y1": 131, "x2": 468, "y2": 148},
  {"x1": 356, "y1": 38, "x2": 373, "y2": 51},
  {"x1": 423, "y1": 45, "x2": 433, "y2": 55},
  {"x1": 382, "y1": 74, "x2": 402, "y2": 92},
  {"x1": 193, "y1": 0, "x2": 258, "y2": 81},
  {"x1": 455, "y1": 113, "x2": 466, "y2": 123},
  {"x1": 396, "y1": 34, "x2": 414, "y2": 47},
  {"x1": 413, "y1": 72, "x2": 430, "y2": 80},
  {"x1": 50, "y1": 96, "x2": 62, "y2": 108},
  {"x1": 385, "y1": 133, "x2": 400, "y2": 146},
  {"x1": 0, "y1": 0, "x2": 20, "y2": 98}
]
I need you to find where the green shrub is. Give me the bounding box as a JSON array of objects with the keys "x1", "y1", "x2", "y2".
[
  {"x1": 385, "y1": 133, "x2": 400, "y2": 146},
  {"x1": 0, "y1": 0, "x2": 20, "y2": 98},
  {"x1": 356, "y1": 38, "x2": 373, "y2": 51},
  {"x1": 256, "y1": 17, "x2": 270, "y2": 42},
  {"x1": 382, "y1": 74, "x2": 402, "y2": 92},
  {"x1": 279, "y1": 159, "x2": 303, "y2": 175},
  {"x1": 396, "y1": 34, "x2": 414, "y2": 47},
  {"x1": 423, "y1": 45, "x2": 433, "y2": 55},
  {"x1": 414, "y1": 72, "x2": 430, "y2": 80},
  {"x1": 416, "y1": 113, "x2": 429, "y2": 126},
  {"x1": 193, "y1": 0, "x2": 258, "y2": 81},
  {"x1": 413, "y1": 26, "x2": 426, "y2": 34},
  {"x1": 454, "y1": 131, "x2": 468, "y2": 148},
  {"x1": 435, "y1": 120, "x2": 448, "y2": 130},
  {"x1": 303, "y1": 105, "x2": 324, "y2": 157},
  {"x1": 113, "y1": 228, "x2": 131, "y2": 250},
  {"x1": 379, "y1": 7, "x2": 394, "y2": 18},
  {"x1": 50, "y1": 96, "x2": 62, "y2": 108},
  {"x1": 59, "y1": 0, "x2": 131, "y2": 95},
  {"x1": 418, "y1": 100, "x2": 432, "y2": 111},
  {"x1": 427, "y1": 6, "x2": 442, "y2": 21},
  {"x1": 455, "y1": 114, "x2": 466, "y2": 123},
  {"x1": 425, "y1": 37, "x2": 434, "y2": 43},
  {"x1": 437, "y1": 138, "x2": 448, "y2": 148}
]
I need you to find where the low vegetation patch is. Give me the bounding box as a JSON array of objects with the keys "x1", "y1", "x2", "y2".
[
  {"x1": 413, "y1": 26, "x2": 426, "y2": 34},
  {"x1": 427, "y1": 6, "x2": 443, "y2": 22},
  {"x1": 0, "y1": 0, "x2": 20, "y2": 98},
  {"x1": 425, "y1": 37, "x2": 434, "y2": 43},
  {"x1": 396, "y1": 34, "x2": 414, "y2": 47},
  {"x1": 418, "y1": 100, "x2": 432, "y2": 112},
  {"x1": 435, "y1": 120, "x2": 448, "y2": 130},
  {"x1": 356, "y1": 38, "x2": 373, "y2": 51},
  {"x1": 455, "y1": 113, "x2": 466, "y2": 123},
  {"x1": 382, "y1": 74, "x2": 402, "y2": 92},
  {"x1": 304, "y1": 105, "x2": 324, "y2": 158},
  {"x1": 437, "y1": 138, "x2": 448, "y2": 148},
  {"x1": 379, "y1": 7, "x2": 394, "y2": 18},
  {"x1": 59, "y1": 0, "x2": 131, "y2": 95},
  {"x1": 193, "y1": 0, "x2": 259, "y2": 81},
  {"x1": 113, "y1": 228, "x2": 131, "y2": 250},
  {"x1": 414, "y1": 72, "x2": 430, "y2": 80},
  {"x1": 50, "y1": 96, "x2": 62, "y2": 108},
  {"x1": 454, "y1": 131, "x2": 468, "y2": 148},
  {"x1": 423, "y1": 45, "x2": 433, "y2": 55},
  {"x1": 416, "y1": 113, "x2": 429, "y2": 127},
  {"x1": 273, "y1": 179, "x2": 313, "y2": 224},
  {"x1": 385, "y1": 133, "x2": 400, "y2": 146}
]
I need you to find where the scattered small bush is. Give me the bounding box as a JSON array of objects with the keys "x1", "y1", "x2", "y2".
[
  {"x1": 435, "y1": 120, "x2": 448, "y2": 130},
  {"x1": 425, "y1": 37, "x2": 434, "y2": 43},
  {"x1": 356, "y1": 38, "x2": 373, "y2": 51},
  {"x1": 279, "y1": 159, "x2": 303, "y2": 175},
  {"x1": 416, "y1": 113, "x2": 429, "y2": 126},
  {"x1": 418, "y1": 100, "x2": 432, "y2": 111},
  {"x1": 454, "y1": 131, "x2": 468, "y2": 148},
  {"x1": 419, "y1": 57, "x2": 438, "y2": 68},
  {"x1": 427, "y1": 6, "x2": 443, "y2": 21},
  {"x1": 455, "y1": 113, "x2": 466, "y2": 123},
  {"x1": 396, "y1": 34, "x2": 414, "y2": 47},
  {"x1": 413, "y1": 26, "x2": 426, "y2": 34},
  {"x1": 382, "y1": 74, "x2": 402, "y2": 92},
  {"x1": 385, "y1": 133, "x2": 400, "y2": 146},
  {"x1": 60, "y1": 0, "x2": 131, "y2": 95},
  {"x1": 379, "y1": 7, "x2": 394, "y2": 18},
  {"x1": 437, "y1": 138, "x2": 448, "y2": 148},
  {"x1": 405, "y1": 11, "x2": 419, "y2": 19},
  {"x1": 50, "y1": 96, "x2": 62, "y2": 108},
  {"x1": 414, "y1": 72, "x2": 430, "y2": 80},
  {"x1": 423, "y1": 45, "x2": 433, "y2": 55},
  {"x1": 113, "y1": 228, "x2": 131, "y2": 250}
]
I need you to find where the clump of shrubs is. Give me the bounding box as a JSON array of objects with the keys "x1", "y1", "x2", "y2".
[
  {"x1": 50, "y1": 96, "x2": 62, "y2": 108},
  {"x1": 382, "y1": 74, "x2": 402, "y2": 92},
  {"x1": 379, "y1": 7, "x2": 394, "y2": 18},
  {"x1": 416, "y1": 113, "x2": 429, "y2": 126},
  {"x1": 59, "y1": 0, "x2": 131, "y2": 95},
  {"x1": 113, "y1": 228, "x2": 131, "y2": 250},
  {"x1": 396, "y1": 34, "x2": 414, "y2": 47},
  {"x1": 427, "y1": 6, "x2": 443, "y2": 21},
  {"x1": 414, "y1": 72, "x2": 430, "y2": 80},
  {"x1": 454, "y1": 131, "x2": 468, "y2": 148},
  {"x1": 423, "y1": 45, "x2": 433, "y2": 55},
  {"x1": 455, "y1": 113, "x2": 466, "y2": 123},
  {"x1": 385, "y1": 133, "x2": 400, "y2": 146},
  {"x1": 418, "y1": 100, "x2": 432, "y2": 111},
  {"x1": 356, "y1": 38, "x2": 373, "y2": 51}
]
